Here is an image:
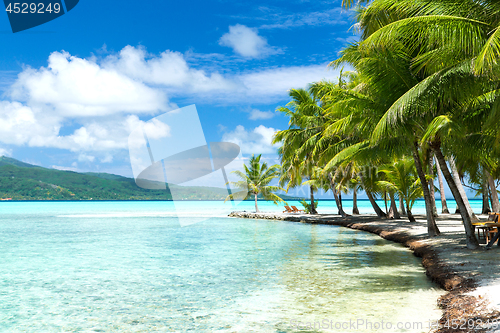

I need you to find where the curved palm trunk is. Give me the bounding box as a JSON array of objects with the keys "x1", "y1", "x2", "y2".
[
  {"x1": 388, "y1": 192, "x2": 401, "y2": 219},
  {"x1": 254, "y1": 193, "x2": 260, "y2": 213},
  {"x1": 366, "y1": 190, "x2": 386, "y2": 218},
  {"x1": 482, "y1": 177, "x2": 491, "y2": 214},
  {"x1": 448, "y1": 157, "x2": 479, "y2": 222},
  {"x1": 435, "y1": 155, "x2": 450, "y2": 214},
  {"x1": 411, "y1": 142, "x2": 440, "y2": 236},
  {"x1": 333, "y1": 189, "x2": 347, "y2": 217},
  {"x1": 399, "y1": 195, "x2": 407, "y2": 215},
  {"x1": 352, "y1": 190, "x2": 360, "y2": 215},
  {"x1": 433, "y1": 146, "x2": 479, "y2": 249},
  {"x1": 310, "y1": 185, "x2": 317, "y2": 214},
  {"x1": 427, "y1": 152, "x2": 438, "y2": 217},
  {"x1": 486, "y1": 170, "x2": 500, "y2": 212},
  {"x1": 328, "y1": 173, "x2": 347, "y2": 217}
]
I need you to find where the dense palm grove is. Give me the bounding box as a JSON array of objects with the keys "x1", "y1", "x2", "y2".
[{"x1": 273, "y1": 0, "x2": 500, "y2": 249}]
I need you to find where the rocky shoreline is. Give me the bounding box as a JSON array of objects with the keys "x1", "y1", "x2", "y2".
[{"x1": 229, "y1": 211, "x2": 500, "y2": 333}]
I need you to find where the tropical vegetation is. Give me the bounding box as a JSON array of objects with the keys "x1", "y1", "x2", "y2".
[
  {"x1": 272, "y1": 0, "x2": 500, "y2": 249},
  {"x1": 225, "y1": 154, "x2": 286, "y2": 212}
]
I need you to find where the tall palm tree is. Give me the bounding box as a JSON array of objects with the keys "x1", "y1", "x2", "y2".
[
  {"x1": 309, "y1": 75, "x2": 391, "y2": 218},
  {"x1": 225, "y1": 154, "x2": 285, "y2": 213},
  {"x1": 273, "y1": 88, "x2": 326, "y2": 214}
]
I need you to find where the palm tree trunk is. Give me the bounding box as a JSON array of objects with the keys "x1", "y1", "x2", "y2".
[
  {"x1": 399, "y1": 195, "x2": 407, "y2": 215},
  {"x1": 432, "y1": 146, "x2": 479, "y2": 249},
  {"x1": 411, "y1": 142, "x2": 440, "y2": 236},
  {"x1": 383, "y1": 191, "x2": 388, "y2": 214},
  {"x1": 406, "y1": 200, "x2": 416, "y2": 222},
  {"x1": 254, "y1": 193, "x2": 259, "y2": 213},
  {"x1": 388, "y1": 192, "x2": 401, "y2": 219},
  {"x1": 435, "y1": 155, "x2": 450, "y2": 214},
  {"x1": 333, "y1": 189, "x2": 347, "y2": 217},
  {"x1": 352, "y1": 190, "x2": 360, "y2": 215},
  {"x1": 486, "y1": 170, "x2": 500, "y2": 212},
  {"x1": 482, "y1": 177, "x2": 491, "y2": 214},
  {"x1": 310, "y1": 185, "x2": 317, "y2": 214},
  {"x1": 366, "y1": 190, "x2": 386, "y2": 218},
  {"x1": 427, "y1": 151, "x2": 438, "y2": 217},
  {"x1": 448, "y1": 156, "x2": 479, "y2": 222}
]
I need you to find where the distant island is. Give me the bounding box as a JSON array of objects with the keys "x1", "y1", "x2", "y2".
[{"x1": 0, "y1": 157, "x2": 302, "y2": 201}]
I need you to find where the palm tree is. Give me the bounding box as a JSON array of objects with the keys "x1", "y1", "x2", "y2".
[
  {"x1": 273, "y1": 88, "x2": 326, "y2": 214},
  {"x1": 309, "y1": 75, "x2": 391, "y2": 218},
  {"x1": 434, "y1": 156, "x2": 450, "y2": 214},
  {"x1": 347, "y1": 0, "x2": 500, "y2": 248},
  {"x1": 331, "y1": 1, "x2": 500, "y2": 242},
  {"x1": 225, "y1": 154, "x2": 285, "y2": 213},
  {"x1": 378, "y1": 157, "x2": 423, "y2": 222}
]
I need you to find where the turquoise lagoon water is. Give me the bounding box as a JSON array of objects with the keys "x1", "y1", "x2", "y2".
[{"x1": 0, "y1": 201, "x2": 444, "y2": 332}]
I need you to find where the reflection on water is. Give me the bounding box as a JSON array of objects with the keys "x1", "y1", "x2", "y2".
[{"x1": 0, "y1": 202, "x2": 442, "y2": 332}]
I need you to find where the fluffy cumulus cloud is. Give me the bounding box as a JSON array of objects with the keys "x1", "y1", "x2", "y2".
[
  {"x1": 106, "y1": 46, "x2": 237, "y2": 93},
  {"x1": 0, "y1": 100, "x2": 170, "y2": 155},
  {"x1": 219, "y1": 24, "x2": 276, "y2": 58},
  {"x1": 222, "y1": 125, "x2": 279, "y2": 154},
  {"x1": 10, "y1": 51, "x2": 168, "y2": 117},
  {"x1": 0, "y1": 44, "x2": 343, "y2": 165},
  {"x1": 0, "y1": 101, "x2": 59, "y2": 146}
]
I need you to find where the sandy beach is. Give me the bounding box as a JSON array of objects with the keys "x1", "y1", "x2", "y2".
[{"x1": 229, "y1": 211, "x2": 500, "y2": 333}]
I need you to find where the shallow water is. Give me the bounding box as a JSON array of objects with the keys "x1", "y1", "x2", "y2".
[{"x1": 0, "y1": 202, "x2": 443, "y2": 332}]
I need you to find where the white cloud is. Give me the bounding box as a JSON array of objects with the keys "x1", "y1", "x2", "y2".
[
  {"x1": 9, "y1": 46, "x2": 343, "y2": 107},
  {"x1": 222, "y1": 125, "x2": 279, "y2": 154},
  {"x1": 249, "y1": 109, "x2": 275, "y2": 120},
  {"x1": 107, "y1": 46, "x2": 237, "y2": 93},
  {"x1": 101, "y1": 155, "x2": 113, "y2": 163},
  {"x1": 259, "y1": 8, "x2": 348, "y2": 30},
  {"x1": 52, "y1": 165, "x2": 78, "y2": 172},
  {"x1": 0, "y1": 101, "x2": 59, "y2": 146},
  {"x1": 240, "y1": 64, "x2": 340, "y2": 99},
  {"x1": 0, "y1": 45, "x2": 344, "y2": 162},
  {"x1": 10, "y1": 51, "x2": 168, "y2": 118},
  {"x1": 0, "y1": 102, "x2": 160, "y2": 154},
  {"x1": 219, "y1": 24, "x2": 276, "y2": 58},
  {"x1": 0, "y1": 147, "x2": 12, "y2": 157},
  {"x1": 78, "y1": 153, "x2": 95, "y2": 163}
]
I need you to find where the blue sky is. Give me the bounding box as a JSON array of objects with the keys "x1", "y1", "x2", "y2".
[{"x1": 0, "y1": 0, "x2": 356, "y2": 179}]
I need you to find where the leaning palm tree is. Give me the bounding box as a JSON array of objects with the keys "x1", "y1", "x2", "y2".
[{"x1": 225, "y1": 154, "x2": 285, "y2": 213}]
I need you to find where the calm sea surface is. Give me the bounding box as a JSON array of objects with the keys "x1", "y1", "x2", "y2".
[{"x1": 0, "y1": 201, "x2": 445, "y2": 332}]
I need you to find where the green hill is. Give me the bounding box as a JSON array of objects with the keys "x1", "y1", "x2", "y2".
[
  {"x1": 0, "y1": 159, "x2": 228, "y2": 200},
  {"x1": 0, "y1": 156, "x2": 41, "y2": 168},
  {"x1": 0, "y1": 157, "x2": 302, "y2": 201}
]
